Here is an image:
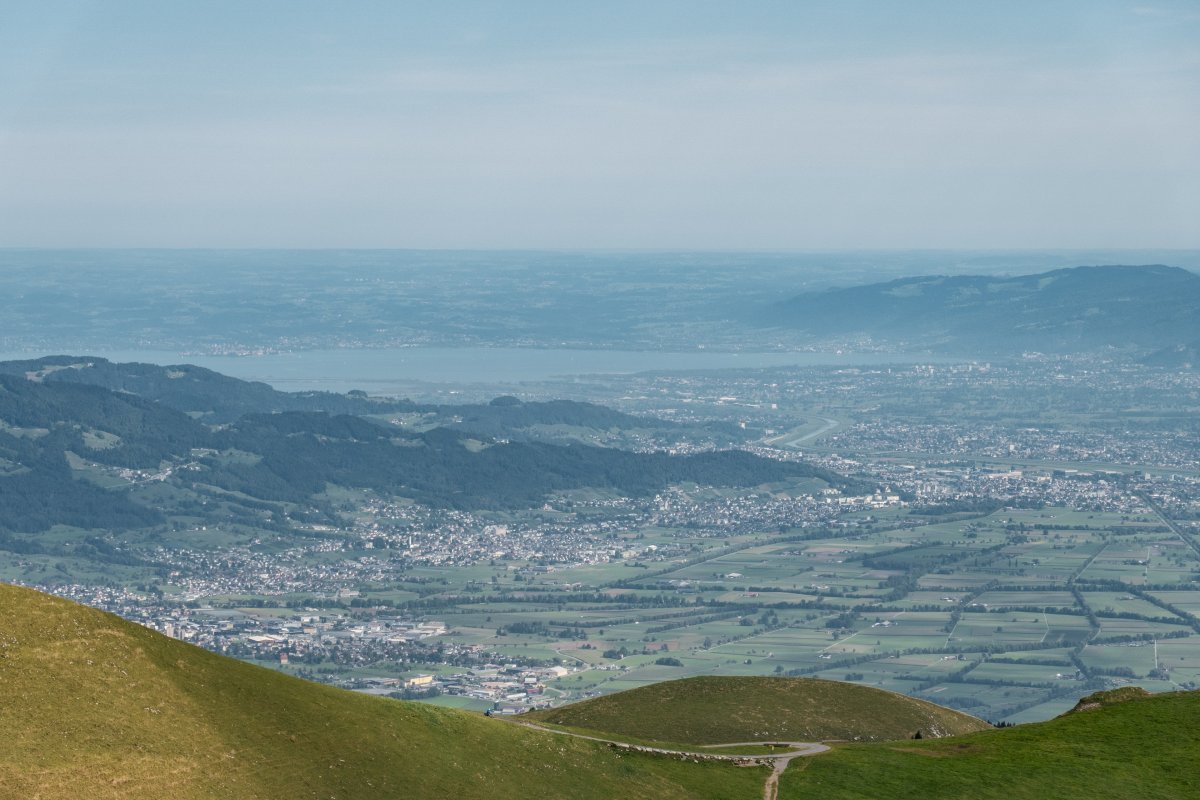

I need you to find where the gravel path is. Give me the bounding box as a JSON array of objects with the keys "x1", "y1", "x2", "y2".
[{"x1": 505, "y1": 719, "x2": 829, "y2": 800}]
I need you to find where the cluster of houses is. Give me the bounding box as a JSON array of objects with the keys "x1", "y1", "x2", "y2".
[{"x1": 355, "y1": 663, "x2": 576, "y2": 714}]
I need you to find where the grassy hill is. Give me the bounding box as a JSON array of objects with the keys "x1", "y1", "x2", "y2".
[
  {"x1": 6, "y1": 583, "x2": 1198, "y2": 800},
  {"x1": 0, "y1": 583, "x2": 762, "y2": 800},
  {"x1": 778, "y1": 687, "x2": 1200, "y2": 800},
  {"x1": 524, "y1": 676, "x2": 991, "y2": 744}
]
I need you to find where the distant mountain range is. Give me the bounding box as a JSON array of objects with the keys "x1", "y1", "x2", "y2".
[
  {"x1": 0, "y1": 355, "x2": 419, "y2": 423},
  {"x1": 769, "y1": 265, "x2": 1200, "y2": 356},
  {"x1": 0, "y1": 356, "x2": 738, "y2": 440},
  {"x1": 0, "y1": 357, "x2": 861, "y2": 538},
  {"x1": 1143, "y1": 339, "x2": 1200, "y2": 369}
]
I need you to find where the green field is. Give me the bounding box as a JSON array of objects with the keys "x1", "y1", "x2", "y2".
[
  {"x1": 26, "y1": 501, "x2": 1197, "y2": 726},
  {"x1": 380, "y1": 506, "x2": 1200, "y2": 722}
]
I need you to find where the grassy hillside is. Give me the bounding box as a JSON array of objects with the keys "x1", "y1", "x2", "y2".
[
  {"x1": 779, "y1": 688, "x2": 1200, "y2": 800},
  {"x1": 7, "y1": 583, "x2": 1197, "y2": 800},
  {"x1": 0, "y1": 584, "x2": 762, "y2": 800},
  {"x1": 524, "y1": 676, "x2": 990, "y2": 744}
]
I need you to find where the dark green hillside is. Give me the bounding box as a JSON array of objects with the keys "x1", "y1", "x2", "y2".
[
  {"x1": 0, "y1": 357, "x2": 685, "y2": 432},
  {"x1": 771, "y1": 265, "x2": 1200, "y2": 354},
  {"x1": 0, "y1": 371, "x2": 858, "y2": 536},
  {"x1": 778, "y1": 687, "x2": 1200, "y2": 800},
  {"x1": 525, "y1": 676, "x2": 990, "y2": 744},
  {"x1": 479, "y1": 396, "x2": 652, "y2": 428},
  {"x1": 0, "y1": 583, "x2": 762, "y2": 800},
  {"x1": 0, "y1": 375, "x2": 205, "y2": 531},
  {"x1": 0, "y1": 356, "x2": 420, "y2": 422},
  {"x1": 204, "y1": 411, "x2": 855, "y2": 509},
  {"x1": 0, "y1": 357, "x2": 732, "y2": 442},
  {"x1": 0, "y1": 373, "x2": 208, "y2": 467},
  {"x1": 443, "y1": 396, "x2": 680, "y2": 438}
]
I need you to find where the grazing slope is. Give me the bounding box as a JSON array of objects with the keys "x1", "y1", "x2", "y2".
[
  {"x1": 4, "y1": 585, "x2": 1199, "y2": 800},
  {"x1": 772, "y1": 264, "x2": 1200, "y2": 354},
  {"x1": 778, "y1": 688, "x2": 1200, "y2": 800},
  {"x1": 0, "y1": 584, "x2": 762, "y2": 800},
  {"x1": 524, "y1": 676, "x2": 990, "y2": 744},
  {"x1": 1063, "y1": 685, "x2": 1152, "y2": 714}
]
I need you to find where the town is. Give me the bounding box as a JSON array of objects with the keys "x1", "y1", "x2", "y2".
[{"x1": 16, "y1": 355, "x2": 1200, "y2": 722}]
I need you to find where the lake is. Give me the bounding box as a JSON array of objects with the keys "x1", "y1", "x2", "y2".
[{"x1": 0, "y1": 347, "x2": 951, "y2": 393}]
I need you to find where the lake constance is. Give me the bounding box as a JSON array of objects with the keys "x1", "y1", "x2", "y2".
[{"x1": 0, "y1": 347, "x2": 952, "y2": 394}]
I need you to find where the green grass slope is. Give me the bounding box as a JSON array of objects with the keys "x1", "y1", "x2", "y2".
[
  {"x1": 0, "y1": 584, "x2": 762, "y2": 800},
  {"x1": 1065, "y1": 685, "x2": 1151, "y2": 712},
  {"x1": 524, "y1": 676, "x2": 990, "y2": 744},
  {"x1": 779, "y1": 688, "x2": 1200, "y2": 800}
]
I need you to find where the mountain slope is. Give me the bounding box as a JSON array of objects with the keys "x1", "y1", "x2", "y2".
[
  {"x1": 0, "y1": 373, "x2": 202, "y2": 532},
  {"x1": 0, "y1": 355, "x2": 419, "y2": 423},
  {"x1": 205, "y1": 411, "x2": 855, "y2": 510},
  {"x1": 525, "y1": 676, "x2": 990, "y2": 744},
  {"x1": 4, "y1": 584, "x2": 1199, "y2": 800},
  {"x1": 0, "y1": 583, "x2": 762, "y2": 800},
  {"x1": 0, "y1": 356, "x2": 736, "y2": 443},
  {"x1": 0, "y1": 371, "x2": 859, "y2": 534},
  {"x1": 770, "y1": 265, "x2": 1200, "y2": 354},
  {"x1": 777, "y1": 687, "x2": 1200, "y2": 800},
  {"x1": 1143, "y1": 338, "x2": 1200, "y2": 369}
]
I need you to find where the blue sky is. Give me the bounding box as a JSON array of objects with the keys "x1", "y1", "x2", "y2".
[{"x1": 0, "y1": 1, "x2": 1197, "y2": 248}]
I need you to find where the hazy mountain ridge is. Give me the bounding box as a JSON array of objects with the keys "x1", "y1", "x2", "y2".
[
  {"x1": 0, "y1": 374, "x2": 196, "y2": 533},
  {"x1": 1143, "y1": 338, "x2": 1200, "y2": 369},
  {"x1": 0, "y1": 360, "x2": 859, "y2": 535},
  {"x1": 200, "y1": 410, "x2": 848, "y2": 511},
  {"x1": 0, "y1": 356, "x2": 422, "y2": 423},
  {"x1": 0, "y1": 356, "x2": 734, "y2": 440},
  {"x1": 10, "y1": 250, "x2": 1175, "y2": 354},
  {"x1": 439, "y1": 395, "x2": 683, "y2": 439},
  {"x1": 771, "y1": 265, "x2": 1200, "y2": 354}
]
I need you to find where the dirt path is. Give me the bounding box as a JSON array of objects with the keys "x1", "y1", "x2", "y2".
[
  {"x1": 506, "y1": 720, "x2": 829, "y2": 799},
  {"x1": 760, "y1": 747, "x2": 823, "y2": 800}
]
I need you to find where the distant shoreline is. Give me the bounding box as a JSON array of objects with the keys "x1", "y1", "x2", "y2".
[{"x1": 0, "y1": 347, "x2": 959, "y2": 393}]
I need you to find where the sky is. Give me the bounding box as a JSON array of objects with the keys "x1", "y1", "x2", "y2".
[{"x1": 0, "y1": 1, "x2": 1197, "y2": 249}]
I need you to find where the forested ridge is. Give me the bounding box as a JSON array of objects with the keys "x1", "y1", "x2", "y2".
[{"x1": 0, "y1": 362, "x2": 863, "y2": 533}]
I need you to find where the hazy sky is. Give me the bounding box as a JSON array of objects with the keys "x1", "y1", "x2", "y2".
[{"x1": 1, "y1": 1, "x2": 1197, "y2": 249}]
